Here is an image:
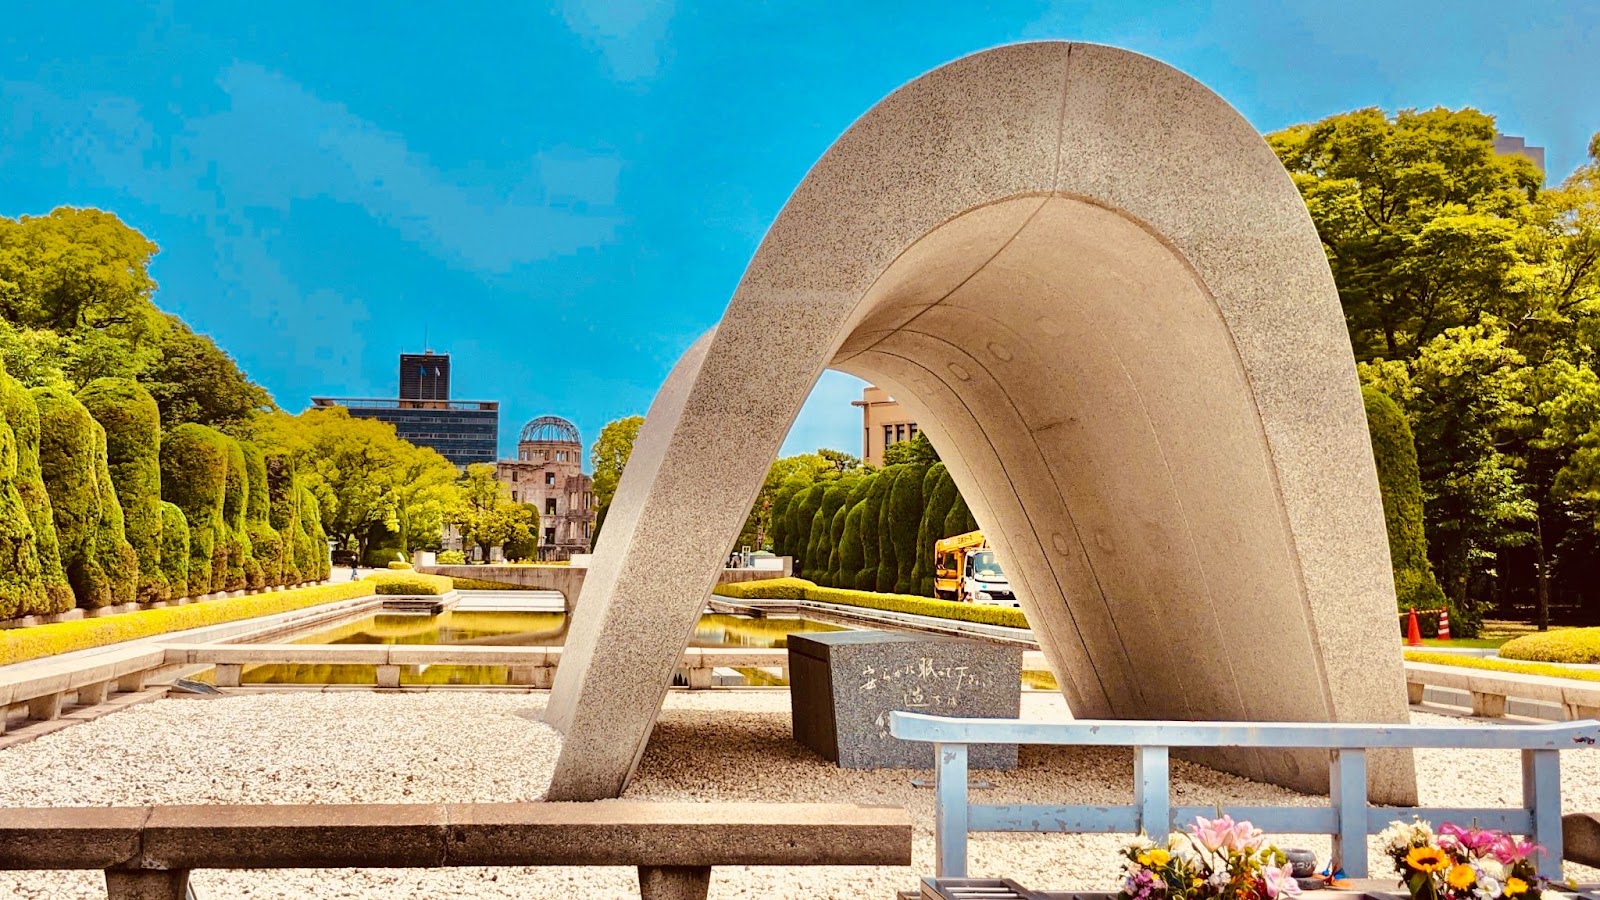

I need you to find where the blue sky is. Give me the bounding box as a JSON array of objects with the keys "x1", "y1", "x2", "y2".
[{"x1": 2, "y1": 1, "x2": 1596, "y2": 464}]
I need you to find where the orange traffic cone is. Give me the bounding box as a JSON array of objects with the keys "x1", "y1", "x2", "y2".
[
  {"x1": 1437, "y1": 608, "x2": 1451, "y2": 641},
  {"x1": 1406, "y1": 609, "x2": 1423, "y2": 647}
]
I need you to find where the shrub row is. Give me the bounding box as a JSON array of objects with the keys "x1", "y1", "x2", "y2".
[
  {"x1": 1497, "y1": 628, "x2": 1600, "y2": 664},
  {"x1": 443, "y1": 575, "x2": 540, "y2": 591},
  {"x1": 1405, "y1": 649, "x2": 1600, "y2": 683},
  {"x1": 368, "y1": 572, "x2": 453, "y2": 596},
  {"x1": 712, "y1": 577, "x2": 1030, "y2": 629},
  {"x1": 0, "y1": 580, "x2": 371, "y2": 667}
]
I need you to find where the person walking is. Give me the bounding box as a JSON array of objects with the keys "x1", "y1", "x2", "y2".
[{"x1": 349, "y1": 561, "x2": 359, "y2": 582}]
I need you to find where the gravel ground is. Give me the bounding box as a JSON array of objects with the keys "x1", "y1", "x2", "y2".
[{"x1": 1, "y1": 691, "x2": 1596, "y2": 899}]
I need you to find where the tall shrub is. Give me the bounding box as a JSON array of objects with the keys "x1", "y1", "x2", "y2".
[
  {"x1": 159, "y1": 501, "x2": 190, "y2": 598},
  {"x1": 805, "y1": 477, "x2": 857, "y2": 582},
  {"x1": 943, "y1": 489, "x2": 978, "y2": 538},
  {"x1": 0, "y1": 405, "x2": 45, "y2": 619},
  {"x1": 161, "y1": 423, "x2": 228, "y2": 596},
  {"x1": 889, "y1": 462, "x2": 928, "y2": 594},
  {"x1": 78, "y1": 378, "x2": 167, "y2": 602},
  {"x1": 298, "y1": 486, "x2": 331, "y2": 580},
  {"x1": 1363, "y1": 385, "x2": 1459, "y2": 633},
  {"x1": 857, "y1": 472, "x2": 892, "y2": 590},
  {"x1": 839, "y1": 500, "x2": 867, "y2": 588},
  {"x1": 789, "y1": 484, "x2": 827, "y2": 574},
  {"x1": 829, "y1": 477, "x2": 873, "y2": 587},
  {"x1": 219, "y1": 435, "x2": 251, "y2": 590},
  {"x1": 264, "y1": 447, "x2": 303, "y2": 584},
  {"x1": 240, "y1": 441, "x2": 282, "y2": 588},
  {"x1": 912, "y1": 464, "x2": 954, "y2": 596},
  {"x1": 875, "y1": 466, "x2": 906, "y2": 592},
  {"x1": 0, "y1": 364, "x2": 72, "y2": 614},
  {"x1": 33, "y1": 386, "x2": 138, "y2": 609}
]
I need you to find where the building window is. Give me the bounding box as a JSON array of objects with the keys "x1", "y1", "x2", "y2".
[
  {"x1": 545, "y1": 472, "x2": 555, "y2": 485},
  {"x1": 896, "y1": 423, "x2": 906, "y2": 442},
  {"x1": 511, "y1": 491, "x2": 518, "y2": 502},
  {"x1": 546, "y1": 498, "x2": 557, "y2": 515},
  {"x1": 883, "y1": 424, "x2": 894, "y2": 448},
  {"x1": 510, "y1": 471, "x2": 518, "y2": 482},
  {"x1": 544, "y1": 527, "x2": 556, "y2": 543},
  {"x1": 909, "y1": 423, "x2": 919, "y2": 439}
]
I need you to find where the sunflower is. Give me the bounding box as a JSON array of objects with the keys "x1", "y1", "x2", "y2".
[
  {"x1": 1505, "y1": 877, "x2": 1529, "y2": 896},
  {"x1": 1446, "y1": 864, "x2": 1476, "y2": 890},
  {"x1": 1406, "y1": 847, "x2": 1449, "y2": 873}
]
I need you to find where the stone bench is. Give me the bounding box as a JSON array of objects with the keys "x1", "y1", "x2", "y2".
[
  {"x1": 1405, "y1": 661, "x2": 1600, "y2": 719},
  {"x1": 0, "y1": 800, "x2": 913, "y2": 899},
  {"x1": 0, "y1": 647, "x2": 169, "y2": 733}
]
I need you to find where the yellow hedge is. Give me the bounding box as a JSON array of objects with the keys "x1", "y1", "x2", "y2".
[
  {"x1": 1406, "y1": 650, "x2": 1600, "y2": 683},
  {"x1": 446, "y1": 576, "x2": 539, "y2": 591},
  {"x1": 385, "y1": 561, "x2": 414, "y2": 570},
  {"x1": 0, "y1": 580, "x2": 368, "y2": 667},
  {"x1": 714, "y1": 577, "x2": 814, "y2": 601},
  {"x1": 1498, "y1": 628, "x2": 1600, "y2": 664},
  {"x1": 713, "y1": 577, "x2": 1030, "y2": 628},
  {"x1": 367, "y1": 572, "x2": 453, "y2": 596}
]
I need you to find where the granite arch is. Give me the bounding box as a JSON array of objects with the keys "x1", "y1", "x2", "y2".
[{"x1": 545, "y1": 41, "x2": 1416, "y2": 803}]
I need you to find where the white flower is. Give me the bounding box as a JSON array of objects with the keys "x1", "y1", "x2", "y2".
[
  {"x1": 1475, "y1": 876, "x2": 1501, "y2": 899},
  {"x1": 1477, "y1": 860, "x2": 1505, "y2": 881}
]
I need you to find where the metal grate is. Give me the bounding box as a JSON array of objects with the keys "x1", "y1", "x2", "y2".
[{"x1": 921, "y1": 877, "x2": 1051, "y2": 900}]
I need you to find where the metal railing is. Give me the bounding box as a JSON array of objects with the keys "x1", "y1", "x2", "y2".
[{"x1": 889, "y1": 712, "x2": 1600, "y2": 882}]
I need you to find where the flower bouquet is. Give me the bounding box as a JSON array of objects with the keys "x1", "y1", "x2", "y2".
[
  {"x1": 1378, "y1": 819, "x2": 1556, "y2": 900},
  {"x1": 1118, "y1": 815, "x2": 1302, "y2": 900}
]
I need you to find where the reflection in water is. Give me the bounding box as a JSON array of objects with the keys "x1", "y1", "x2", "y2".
[{"x1": 239, "y1": 610, "x2": 846, "y2": 686}]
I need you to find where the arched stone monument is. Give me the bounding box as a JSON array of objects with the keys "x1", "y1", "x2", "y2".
[{"x1": 545, "y1": 41, "x2": 1416, "y2": 804}]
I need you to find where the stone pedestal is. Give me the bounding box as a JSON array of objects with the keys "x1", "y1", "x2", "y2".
[{"x1": 787, "y1": 630, "x2": 1021, "y2": 770}]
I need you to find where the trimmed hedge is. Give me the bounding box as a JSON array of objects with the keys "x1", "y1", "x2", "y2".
[
  {"x1": 0, "y1": 404, "x2": 45, "y2": 619},
  {"x1": 857, "y1": 473, "x2": 891, "y2": 590},
  {"x1": 713, "y1": 576, "x2": 813, "y2": 601},
  {"x1": 789, "y1": 484, "x2": 827, "y2": 575},
  {"x1": 33, "y1": 386, "x2": 138, "y2": 609},
  {"x1": 1498, "y1": 629, "x2": 1600, "y2": 664},
  {"x1": 263, "y1": 448, "x2": 303, "y2": 585},
  {"x1": 0, "y1": 364, "x2": 72, "y2": 614},
  {"x1": 0, "y1": 579, "x2": 365, "y2": 667},
  {"x1": 298, "y1": 487, "x2": 331, "y2": 580},
  {"x1": 386, "y1": 561, "x2": 414, "y2": 570},
  {"x1": 888, "y1": 463, "x2": 927, "y2": 594},
  {"x1": 158, "y1": 501, "x2": 190, "y2": 599},
  {"x1": 368, "y1": 572, "x2": 452, "y2": 596},
  {"x1": 436, "y1": 549, "x2": 466, "y2": 565},
  {"x1": 874, "y1": 465, "x2": 904, "y2": 593},
  {"x1": 219, "y1": 434, "x2": 249, "y2": 591},
  {"x1": 1406, "y1": 650, "x2": 1600, "y2": 683},
  {"x1": 240, "y1": 441, "x2": 281, "y2": 590},
  {"x1": 711, "y1": 576, "x2": 1030, "y2": 629},
  {"x1": 1363, "y1": 386, "x2": 1456, "y2": 631},
  {"x1": 79, "y1": 377, "x2": 167, "y2": 603},
  {"x1": 161, "y1": 423, "x2": 229, "y2": 596},
  {"x1": 910, "y1": 464, "x2": 949, "y2": 597},
  {"x1": 444, "y1": 575, "x2": 537, "y2": 590}
]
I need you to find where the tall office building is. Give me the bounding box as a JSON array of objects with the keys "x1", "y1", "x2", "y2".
[
  {"x1": 312, "y1": 350, "x2": 498, "y2": 467},
  {"x1": 852, "y1": 385, "x2": 920, "y2": 468},
  {"x1": 400, "y1": 351, "x2": 451, "y2": 400}
]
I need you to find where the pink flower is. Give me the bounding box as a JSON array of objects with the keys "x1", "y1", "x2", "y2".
[
  {"x1": 1187, "y1": 815, "x2": 1263, "y2": 853},
  {"x1": 1264, "y1": 863, "x2": 1303, "y2": 899},
  {"x1": 1438, "y1": 823, "x2": 1500, "y2": 857},
  {"x1": 1491, "y1": 835, "x2": 1545, "y2": 864}
]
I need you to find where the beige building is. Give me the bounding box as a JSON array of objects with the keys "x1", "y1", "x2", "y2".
[
  {"x1": 494, "y1": 416, "x2": 595, "y2": 560},
  {"x1": 852, "y1": 385, "x2": 920, "y2": 468},
  {"x1": 1494, "y1": 133, "x2": 1546, "y2": 172}
]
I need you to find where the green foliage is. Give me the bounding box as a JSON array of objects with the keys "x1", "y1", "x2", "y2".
[
  {"x1": 0, "y1": 579, "x2": 371, "y2": 667},
  {"x1": 1363, "y1": 386, "x2": 1455, "y2": 624},
  {"x1": 913, "y1": 464, "x2": 955, "y2": 596},
  {"x1": 219, "y1": 434, "x2": 250, "y2": 591},
  {"x1": 141, "y1": 315, "x2": 273, "y2": 429},
  {"x1": 874, "y1": 465, "x2": 905, "y2": 592},
  {"x1": 33, "y1": 386, "x2": 137, "y2": 608},
  {"x1": 367, "y1": 571, "x2": 453, "y2": 596},
  {"x1": 297, "y1": 486, "x2": 331, "y2": 580},
  {"x1": 888, "y1": 462, "x2": 928, "y2": 594},
  {"x1": 239, "y1": 440, "x2": 282, "y2": 588},
  {"x1": 436, "y1": 549, "x2": 466, "y2": 565},
  {"x1": 453, "y1": 463, "x2": 537, "y2": 560},
  {"x1": 827, "y1": 478, "x2": 873, "y2": 588},
  {"x1": 804, "y1": 477, "x2": 857, "y2": 583},
  {"x1": 589, "y1": 414, "x2": 642, "y2": 535},
  {"x1": 1498, "y1": 628, "x2": 1600, "y2": 664},
  {"x1": 262, "y1": 447, "x2": 303, "y2": 585},
  {"x1": 0, "y1": 397, "x2": 44, "y2": 619},
  {"x1": 502, "y1": 504, "x2": 543, "y2": 560},
  {"x1": 857, "y1": 472, "x2": 891, "y2": 589},
  {"x1": 943, "y1": 490, "x2": 978, "y2": 540},
  {"x1": 788, "y1": 484, "x2": 827, "y2": 573},
  {"x1": 838, "y1": 500, "x2": 867, "y2": 589},
  {"x1": 883, "y1": 432, "x2": 939, "y2": 467},
  {"x1": 78, "y1": 377, "x2": 167, "y2": 602},
  {"x1": 0, "y1": 363, "x2": 71, "y2": 613},
  {"x1": 160, "y1": 422, "x2": 229, "y2": 595},
  {"x1": 158, "y1": 501, "x2": 189, "y2": 599}
]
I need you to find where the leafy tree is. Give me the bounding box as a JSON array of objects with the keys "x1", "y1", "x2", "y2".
[
  {"x1": 453, "y1": 463, "x2": 537, "y2": 560},
  {"x1": 590, "y1": 414, "x2": 643, "y2": 511},
  {"x1": 158, "y1": 501, "x2": 190, "y2": 598},
  {"x1": 160, "y1": 423, "x2": 229, "y2": 595},
  {"x1": 883, "y1": 432, "x2": 939, "y2": 467},
  {"x1": 913, "y1": 464, "x2": 956, "y2": 596},
  {"x1": 78, "y1": 377, "x2": 167, "y2": 601},
  {"x1": 1363, "y1": 386, "x2": 1453, "y2": 628},
  {"x1": 142, "y1": 315, "x2": 273, "y2": 429},
  {"x1": 888, "y1": 462, "x2": 929, "y2": 593},
  {"x1": 0, "y1": 360, "x2": 71, "y2": 612},
  {"x1": 34, "y1": 385, "x2": 138, "y2": 608},
  {"x1": 857, "y1": 471, "x2": 893, "y2": 589},
  {"x1": 0, "y1": 399, "x2": 45, "y2": 619}
]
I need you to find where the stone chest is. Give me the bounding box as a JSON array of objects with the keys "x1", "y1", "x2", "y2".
[{"x1": 786, "y1": 630, "x2": 1022, "y2": 770}]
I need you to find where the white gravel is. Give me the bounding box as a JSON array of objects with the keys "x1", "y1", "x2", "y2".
[{"x1": 1, "y1": 691, "x2": 1597, "y2": 899}]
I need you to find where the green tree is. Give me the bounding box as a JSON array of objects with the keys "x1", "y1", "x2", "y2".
[
  {"x1": 78, "y1": 377, "x2": 167, "y2": 601},
  {"x1": 883, "y1": 432, "x2": 939, "y2": 467},
  {"x1": 590, "y1": 414, "x2": 642, "y2": 507},
  {"x1": 158, "y1": 501, "x2": 190, "y2": 598},
  {"x1": 239, "y1": 441, "x2": 282, "y2": 588},
  {"x1": 0, "y1": 361, "x2": 71, "y2": 612},
  {"x1": 888, "y1": 462, "x2": 929, "y2": 593},
  {"x1": 1363, "y1": 386, "x2": 1452, "y2": 625},
  {"x1": 857, "y1": 470, "x2": 894, "y2": 589},
  {"x1": 913, "y1": 464, "x2": 956, "y2": 596},
  {"x1": 160, "y1": 423, "x2": 229, "y2": 596},
  {"x1": 34, "y1": 385, "x2": 138, "y2": 608},
  {"x1": 453, "y1": 463, "x2": 538, "y2": 560},
  {"x1": 142, "y1": 315, "x2": 273, "y2": 429},
  {"x1": 0, "y1": 399, "x2": 45, "y2": 619}
]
